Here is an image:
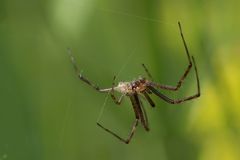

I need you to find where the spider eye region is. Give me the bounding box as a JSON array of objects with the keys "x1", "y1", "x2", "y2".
[{"x1": 115, "y1": 82, "x2": 132, "y2": 94}]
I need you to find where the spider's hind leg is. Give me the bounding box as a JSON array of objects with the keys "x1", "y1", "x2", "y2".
[
  {"x1": 147, "y1": 22, "x2": 194, "y2": 91},
  {"x1": 148, "y1": 56, "x2": 200, "y2": 104}
]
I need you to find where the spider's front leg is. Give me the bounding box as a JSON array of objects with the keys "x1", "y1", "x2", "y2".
[
  {"x1": 68, "y1": 48, "x2": 112, "y2": 92},
  {"x1": 68, "y1": 49, "x2": 125, "y2": 104}
]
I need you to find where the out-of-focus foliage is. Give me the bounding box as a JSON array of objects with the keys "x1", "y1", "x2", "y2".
[{"x1": 0, "y1": 0, "x2": 240, "y2": 160}]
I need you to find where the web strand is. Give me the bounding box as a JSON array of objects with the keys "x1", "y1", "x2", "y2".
[
  {"x1": 96, "y1": 91, "x2": 110, "y2": 122},
  {"x1": 97, "y1": 47, "x2": 136, "y2": 122},
  {"x1": 115, "y1": 47, "x2": 137, "y2": 79}
]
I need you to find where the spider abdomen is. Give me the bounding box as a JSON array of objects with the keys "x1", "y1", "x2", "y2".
[{"x1": 131, "y1": 79, "x2": 147, "y2": 93}]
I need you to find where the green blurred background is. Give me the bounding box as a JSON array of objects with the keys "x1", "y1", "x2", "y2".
[{"x1": 1, "y1": 0, "x2": 240, "y2": 159}]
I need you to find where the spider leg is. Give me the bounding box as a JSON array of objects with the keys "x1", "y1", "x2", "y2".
[
  {"x1": 148, "y1": 22, "x2": 194, "y2": 91},
  {"x1": 97, "y1": 119, "x2": 138, "y2": 144},
  {"x1": 68, "y1": 48, "x2": 111, "y2": 93},
  {"x1": 130, "y1": 94, "x2": 149, "y2": 131},
  {"x1": 139, "y1": 97, "x2": 150, "y2": 130},
  {"x1": 142, "y1": 63, "x2": 154, "y2": 80},
  {"x1": 148, "y1": 85, "x2": 200, "y2": 104},
  {"x1": 97, "y1": 93, "x2": 151, "y2": 144},
  {"x1": 142, "y1": 92, "x2": 155, "y2": 107},
  {"x1": 110, "y1": 94, "x2": 125, "y2": 105},
  {"x1": 148, "y1": 56, "x2": 200, "y2": 104}
]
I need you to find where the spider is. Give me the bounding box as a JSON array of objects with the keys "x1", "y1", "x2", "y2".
[{"x1": 68, "y1": 22, "x2": 200, "y2": 144}]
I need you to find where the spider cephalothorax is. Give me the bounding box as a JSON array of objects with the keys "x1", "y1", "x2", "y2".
[
  {"x1": 114, "y1": 77, "x2": 148, "y2": 95},
  {"x1": 68, "y1": 22, "x2": 200, "y2": 144}
]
